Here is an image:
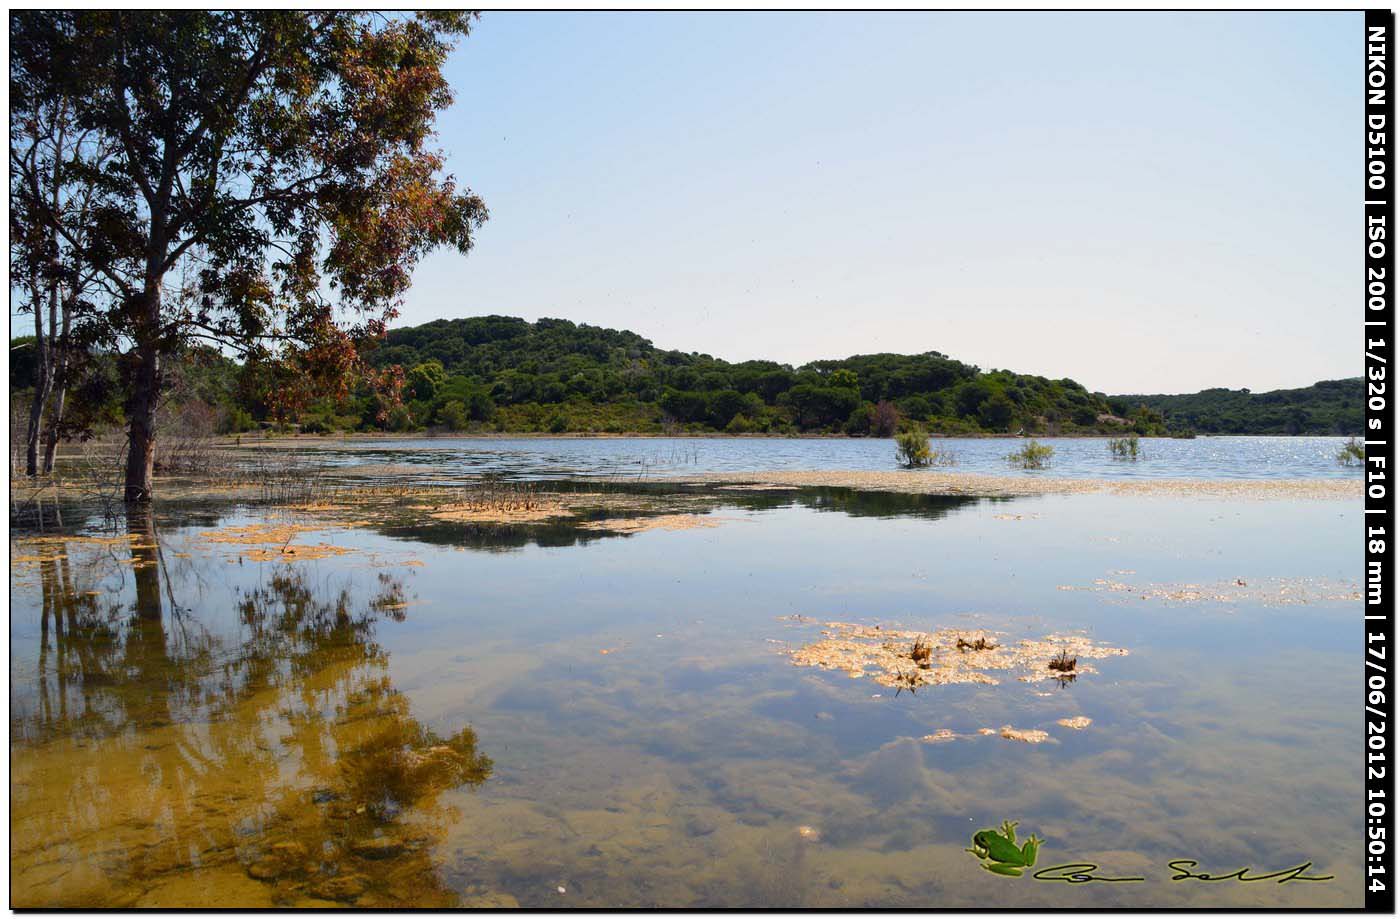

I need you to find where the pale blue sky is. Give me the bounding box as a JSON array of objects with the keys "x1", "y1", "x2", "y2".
[{"x1": 403, "y1": 11, "x2": 1359, "y2": 394}]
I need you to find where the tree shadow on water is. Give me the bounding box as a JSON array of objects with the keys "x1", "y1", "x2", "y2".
[{"x1": 10, "y1": 509, "x2": 493, "y2": 907}]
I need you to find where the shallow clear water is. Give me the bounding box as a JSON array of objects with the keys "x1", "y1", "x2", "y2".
[
  {"x1": 268, "y1": 435, "x2": 1359, "y2": 481},
  {"x1": 9, "y1": 483, "x2": 1362, "y2": 907}
]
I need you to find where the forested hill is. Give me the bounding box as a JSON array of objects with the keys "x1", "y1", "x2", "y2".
[
  {"x1": 1117, "y1": 379, "x2": 1363, "y2": 436},
  {"x1": 10, "y1": 316, "x2": 1361, "y2": 436},
  {"x1": 363, "y1": 315, "x2": 1158, "y2": 435}
]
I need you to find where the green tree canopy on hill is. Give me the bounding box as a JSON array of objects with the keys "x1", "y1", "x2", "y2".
[
  {"x1": 10, "y1": 316, "x2": 1361, "y2": 438},
  {"x1": 351, "y1": 315, "x2": 1137, "y2": 435},
  {"x1": 1119, "y1": 380, "x2": 1362, "y2": 435}
]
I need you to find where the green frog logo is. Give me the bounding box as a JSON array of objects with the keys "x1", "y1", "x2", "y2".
[
  {"x1": 965, "y1": 820, "x2": 1332, "y2": 886},
  {"x1": 966, "y1": 820, "x2": 1043, "y2": 877}
]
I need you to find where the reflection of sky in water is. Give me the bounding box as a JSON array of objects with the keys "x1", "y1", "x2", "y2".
[
  {"x1": 9, "y1": 489, "x2": 1361, "y2": 907},
  {"x1": 261, "y1": 434, "x2": 1360, "y2": 481}
]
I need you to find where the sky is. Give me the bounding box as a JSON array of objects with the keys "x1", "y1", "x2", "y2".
[{"x1": 402, "y1": 11, "x2": 1360, "y2": 395}]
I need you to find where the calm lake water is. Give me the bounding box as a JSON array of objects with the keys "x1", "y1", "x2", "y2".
[
  {"x1": 9, "y1": 477, "x2": 1362, "y2": 908},
  {"x1": 265, "y1": 435, "x2": 1359, "y2": 482}
]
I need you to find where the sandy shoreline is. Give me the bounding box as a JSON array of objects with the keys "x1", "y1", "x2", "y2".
[
  {"x1": 666, "y1": 470, "x2": 1361, "y2": 500},
  {"x1": 22, "y1": 452, "x2": 1361, "y2": 507}
]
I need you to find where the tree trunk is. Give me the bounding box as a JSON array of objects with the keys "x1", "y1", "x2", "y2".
[
  {"x1": 124, "y1": 344, "x2": 160, "y2": 504},
  {"x1": 124, "y1": 286, "x2": 162, "y2": 504},
  {"x1": 24, "y1": 282, "x2": 52, "y2": 477},
  {"x1": 41, "y1": 299, "x2": 72, "y2": 475},
  {"x1": 25, "y1": 382, "x2": 46, "y2": 476},
  {"x1": 42, "y1": 383, "x2": 66, "y2": 475}
]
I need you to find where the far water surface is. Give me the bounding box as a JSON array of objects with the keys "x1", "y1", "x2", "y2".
[
  {"x1": 258, "y1": 435, "x2": 1359, "y2": 482},
  {"x1": 9, "y1": 482, "x2": 1361, "y2": 908}
]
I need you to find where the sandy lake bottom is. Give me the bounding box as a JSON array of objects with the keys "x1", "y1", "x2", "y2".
[{"x1": 8, "y1": 483, "x2": 1362, "y2": 908}]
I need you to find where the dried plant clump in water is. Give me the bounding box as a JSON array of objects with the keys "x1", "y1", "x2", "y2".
[
  {"x1": 785, "y1": 621, "x2": 1126, "y2": 690},
  {"x1": 1058, "y1": 574, "x2": 1361, "y2": 607},
  {"x1": 427, "y1": 483, "x2": 569, "y2": 524},
  {"x1": 999, "y1": 725, "x2": 1051, "y2": 744},
  {"x1": 580, "y1": 513, "x2": 726, "y2": 534},
  {"x1": 418, "y1": 481, "x2": 605, "y2": 524},
  {"x1": 923, "y1": 723, "x2": 1074, "y2": 743},
  {"x1": 242, "y1": 543, "x2": 354, "y2": 562},
  {"x1": 921, "y1": 729, "x2": 960, "y2": 744},
  {"x1": 1057, "y1": 716, "x2": 1093, "y2": 730},
  {"x1": 198, "y1": 522, "x2": 359, "y2": 562},
  {"x1": 1048, "y1": 649, "x2": 1077, "y2": 673},
  {"x1": 892, "y1": 670, "x2": 920, "y2": 696},
  {"x1": 910, "y1": 636, "x2": 933, "y2": 667},
  {"x1": 927, "y1": 448, "x2": 959, "y2": 467},
  {"x1": 407, "y1": 485, "x2": 722, "y2": 528},
  {"x1": 678, "y1": 470, "x2": 1360, "y2": 501},
  {"x1": 11, "y1": 531, "x2": 161, "y2": 568}
]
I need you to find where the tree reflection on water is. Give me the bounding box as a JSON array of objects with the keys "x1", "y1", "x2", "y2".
[{"x1": 10, "y1": 511, "x2": 491, "y2": 907}]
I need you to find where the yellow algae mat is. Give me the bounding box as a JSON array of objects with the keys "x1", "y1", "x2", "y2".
[
  {"x1": 784, "y1": 621, "x2": 1127, "y2": 690},
  {"x1": 198, "y1": 522, "x2": 358, "y2": 562}
]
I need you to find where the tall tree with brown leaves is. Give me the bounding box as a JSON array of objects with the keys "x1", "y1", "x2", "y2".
[{"x1": 10, "y1": 11, "x2": 487, "y2": 501}]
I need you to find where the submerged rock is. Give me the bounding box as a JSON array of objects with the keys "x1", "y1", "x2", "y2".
[
  {"x1": 244, "y1": 842, "x2": 310, "y2": 882},
  {"x1": 684, "y1": 814, "x2": 718, "y2": 837},
  {"x1": 349, "y1": 837, "x2": 405, "y2": 860},
  {"x1": 919, "y1": 729, "x2": 959, "y2": 744},
  {"x1": 138, "y1": 867, "x2": 276, "y2": 908},
  {"x1": 308, "y1": 873, "x2": 369, "y2": 901}
]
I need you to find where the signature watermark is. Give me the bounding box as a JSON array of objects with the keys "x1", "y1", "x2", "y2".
[{"x1": 966, "y1": 820, "x2": 1335, "y2": 886}]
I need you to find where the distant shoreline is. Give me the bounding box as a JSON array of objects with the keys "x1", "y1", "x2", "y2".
[{"x1": 217, "y1": 431, "x2": 1354, "y2": 447}]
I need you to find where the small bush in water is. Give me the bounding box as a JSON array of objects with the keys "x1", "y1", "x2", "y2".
[
  {"x1": 895, "y1": 428, "x2": 932, "y2": 467},
  {"x1": 1338, "y1": 437, "x2": 1365, "y2": 466},
  {"x1": 1007, "y1": 439, "x2": 1054, "y2": 470},
  {"x1": 1107, "y1": 435, "x2": 1140, "y2": 459}
]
